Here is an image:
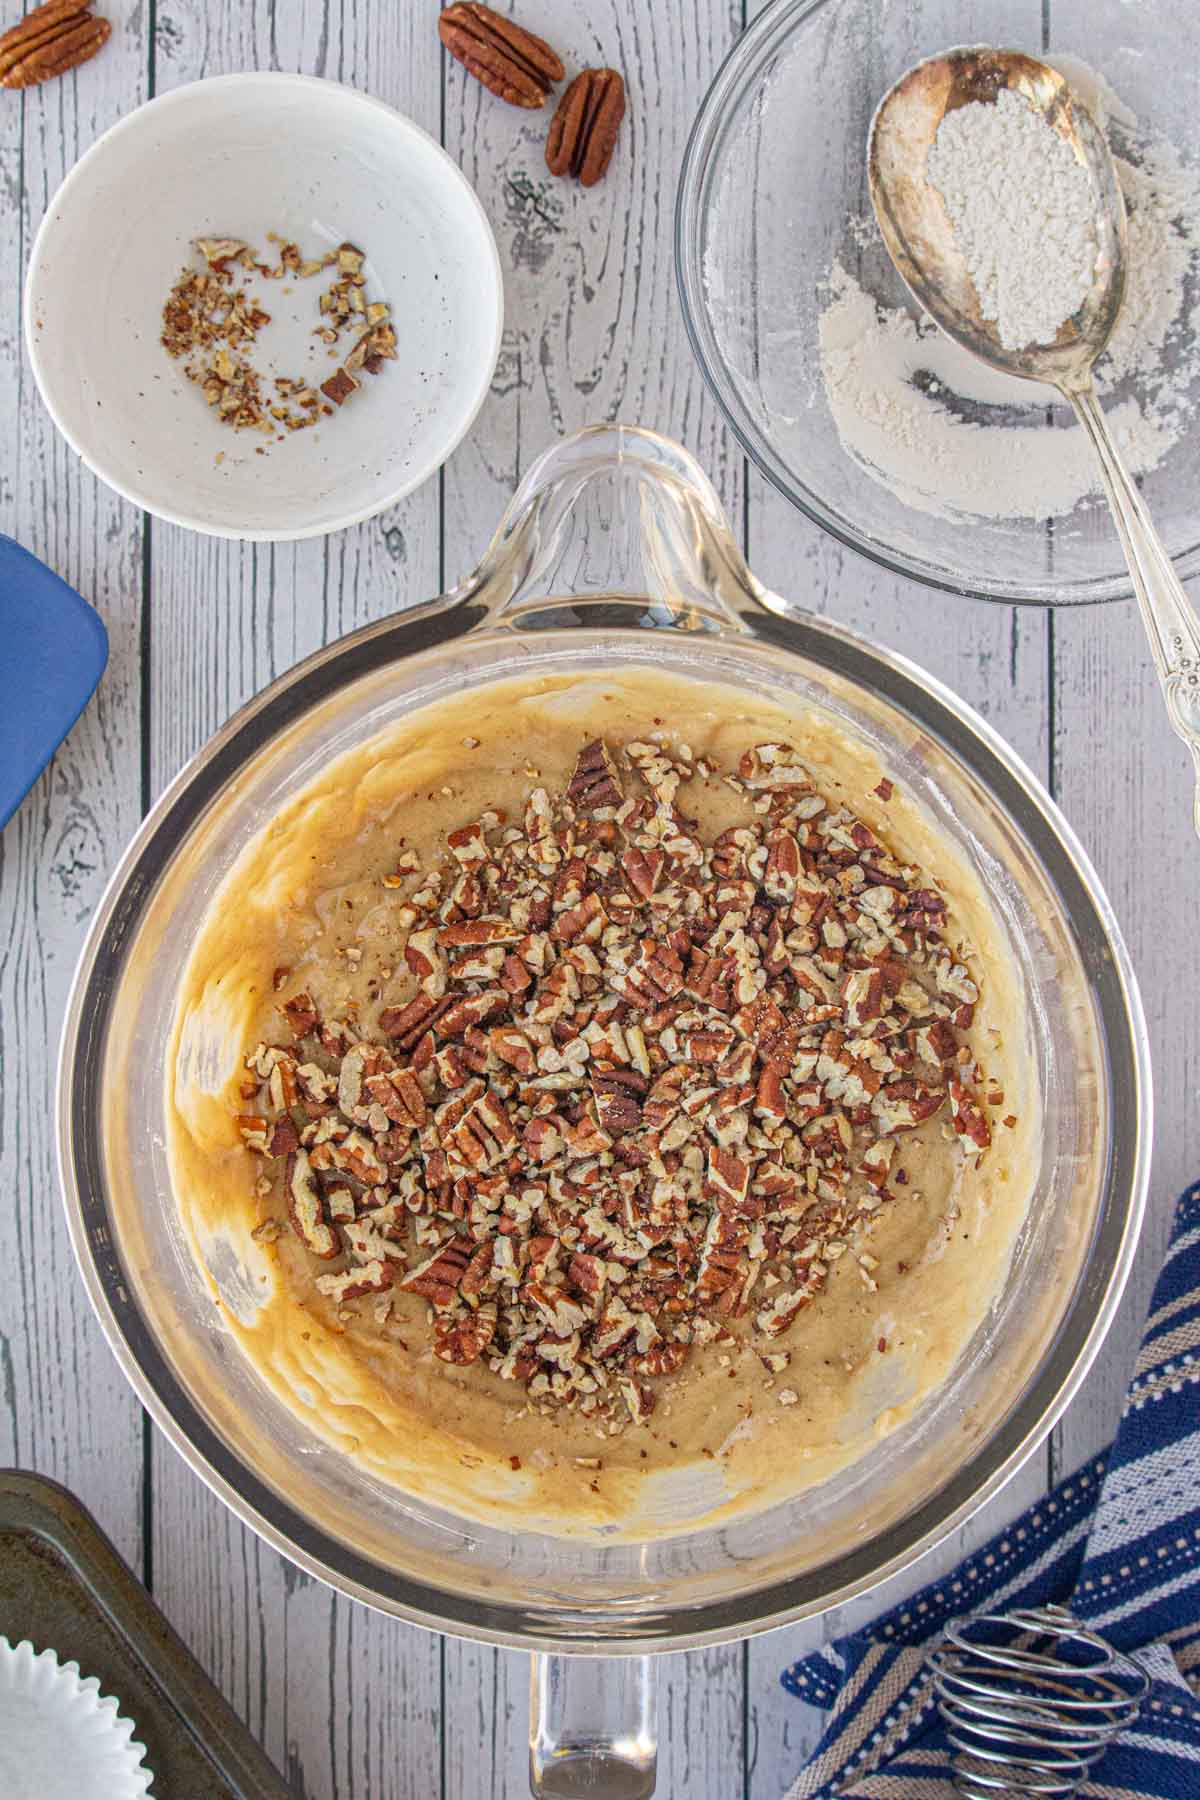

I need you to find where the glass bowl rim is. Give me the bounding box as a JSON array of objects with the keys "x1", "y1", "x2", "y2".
[
  {"x1": 674, "y1": 0, "x2": 1200, "y2": 607},
  {"x1": 55, "y1": 593, "x2": 1153, "y2": 1650}
]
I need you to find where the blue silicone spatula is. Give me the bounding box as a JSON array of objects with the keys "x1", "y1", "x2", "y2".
[{"x1": 0, "y1": 534, "x2": 109, "y2": 830}]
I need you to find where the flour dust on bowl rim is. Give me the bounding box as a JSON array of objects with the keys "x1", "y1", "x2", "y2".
[
  {"x1": 675, "y1": 0, "x2": 1200, "y2": 603},
  {"x1": 57, "y1": 425, "x2": 1149, "y2": 1651},
  {"x1": 24, "y1": 72, "x2": 503, "y2": 541}
]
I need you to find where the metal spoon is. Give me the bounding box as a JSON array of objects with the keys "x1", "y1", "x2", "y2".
[{"x1": 869, "y1": 46, "x2": 1200, "y2": 837}]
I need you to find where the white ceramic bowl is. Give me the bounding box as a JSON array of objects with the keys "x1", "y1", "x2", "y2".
[{"x1": 25, "y1": 73, "x2": 503, "y2": 540}]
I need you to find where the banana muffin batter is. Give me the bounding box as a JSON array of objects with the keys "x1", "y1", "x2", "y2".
[{"x1": 167, "y1": 670, "x2": 1037, "y2": 1538}]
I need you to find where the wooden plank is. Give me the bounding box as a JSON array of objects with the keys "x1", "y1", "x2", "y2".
[
  {"x1": 1051, "y1": 599, "x2": 1196, "y2": 1460},
  {"x1": 6, "y1": 6, "x2": 1172, "y2": 1799},
  {"x1": 437, "y1": 3, "x2": 749, "y2": 1794},
  {"x1": 438, "y1": 0, "x2": 744, "y2": 582},
  {"x1": 1042, "y1": 0, "x2": 1198, "y2": 1476},
  {"x1": 144, "y1": 6, "x2": 445, "y2": 1794},
  {"x1": 739, "y1": 0, "x2": 1054, "y2": 1785},
  {"x1": 0, "y1": 27, "x2": 148, "y2": 1571}
]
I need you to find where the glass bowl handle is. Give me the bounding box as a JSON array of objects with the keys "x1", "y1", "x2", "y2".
[
  {"x1": 455, "y1": 423, "x2": 762, "y2": 635},
  {"x1": 529, "y1": 1652, "x2": 658, "y2": 1798}
]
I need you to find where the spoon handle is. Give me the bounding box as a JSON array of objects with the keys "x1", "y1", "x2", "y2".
[{"x1": 1068, "y1": 381, "x2": 1200, "y2": 840}]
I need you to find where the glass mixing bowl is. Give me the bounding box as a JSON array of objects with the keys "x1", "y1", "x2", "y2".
[
  {"x1": 57, "y1": 426, "x2": 1148, "y2": 1786},
  {"x1": 58, "y1": 422, "x2": 1149, "y2": 1629},
  {"x1": 676, "y1": 0, "x2": 1200, "y2": 604}
]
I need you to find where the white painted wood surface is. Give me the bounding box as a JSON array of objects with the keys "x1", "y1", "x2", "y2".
[{"x1": 0, "y1": 0, "x2": 1192, "y2": 1793}]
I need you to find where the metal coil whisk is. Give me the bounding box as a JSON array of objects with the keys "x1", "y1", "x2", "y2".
[{"x1": 927, "y1": 1602, "x2": 1149, "y2": 1798}]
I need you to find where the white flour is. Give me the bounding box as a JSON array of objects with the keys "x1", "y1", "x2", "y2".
[
  {"x1": 927, "y1": 86, "x2": 1099, "y2": 350},
  {"x1": 819, "y1": 60, "x2": 1200, "y2": 524}
]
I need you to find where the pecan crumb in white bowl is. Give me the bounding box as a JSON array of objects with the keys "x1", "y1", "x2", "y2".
[{"x1": 25, "y1": 73, "x2": 503, "y2": 541}]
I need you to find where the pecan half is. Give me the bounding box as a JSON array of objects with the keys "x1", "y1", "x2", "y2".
[
  {"x1": 546, "y1": 68, "x2": 626, "y2": 187},
  {"x1": 0, "y1": 1, "x2": 110, "y2": 89},
  {"x1": 438, "y1": 3, "x2": 563, "y2": 108}
]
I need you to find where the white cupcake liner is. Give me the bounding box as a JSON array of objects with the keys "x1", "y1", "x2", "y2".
[{"x1": 0, "y1": 1636, "x2": 153, "y2": 1800}]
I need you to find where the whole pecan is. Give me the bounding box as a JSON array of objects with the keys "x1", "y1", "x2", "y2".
[
  {"x1": 0, "y1": 0, "x2": 110, "y2": 88},
  {"x1": 546, "y1": 67, "x2": 626, "y2": 187},
  {"x1": 438, "y1": 3, "x2": 563, "y2": 109}
]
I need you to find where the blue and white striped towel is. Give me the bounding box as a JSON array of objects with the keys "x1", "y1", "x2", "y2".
[{"x1": 782, "y1": 1182, "x2": 1200, "y2": 1799}]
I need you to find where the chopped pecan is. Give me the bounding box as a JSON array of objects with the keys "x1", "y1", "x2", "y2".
[
  {"x1": 523, "y1": 1115, "x2": 565, "y2": 1163},
  {"x1": 405, "y1": 927, "x2": 448, "y2": 996},
  {"x1": 320, "y1": 367, "x2": 358, "y2": 407},
  {"x1": 286, "y1": 1151, "x2": 339, "y2": 1259},
  {"x1": 552, "y1": 890, "x2": 608, "y2": 945},
  {"x1": 447, "y1": 1089, "x2": 517, "y2": 1171},
  {"x1": 434, "y1": 1303, "x2": 497, "y2": 1364},
  {"x1": 364, "y1": 1066, "x2": 428, "y2": 1129},
  {"x1": 590, "y1": 1063, "x2": 646, "y2": 1134},
  {"x1": 438, "y1": 2, "x2": 563, "y2": 107},
  {"x1": 438, "y1": 988, "x2": 509, "y2": 1038},
  {"x1": 567, "y1": 738, "x2": 624, "y2": 810},
  {"x1": 236, "y1": 1114, "x2": 271, "y2": 1155},
  {"x1": 268, "y1": 1116, "x2": 300, "y2": 1158},
  {"x1": 438, "y1": 916, "x2": 523, "y2": 948},
  {"x1": 763, "y1": 828, "x2": 801, "y2": 902},
  {"x1": 567, "y1": 1251, "x2": 608, "y2": 1297},
  {"x1": 949, "y1": 1079, "x2": 991, "y2": 1153},
  {"x1": 344, "y1": 1217, "x2": 406, "y2": 1265},
  {"x1": 618, "y1": 1375, "x2": 655, "y2": 1423},
  {"x1": 379, "y1": 992, "x2": 452, "y2": 1047},
  {"x1": 401, "y1": 1237, "x2": 472, "y2": 1307},
  {"x1": 621, "y1": 846, "x2": 665, "y2": 899},
  {"x1": 738, "y1": 743, "x2": 814, "y2": 790},
  {"x1": 326, "y1": 1185, "x2": 357, "y2": 1223},
  {"x1": 589, "y1": 1295, "x2": 639, "y2": 1358},
  {"x1": 320, "y1": 1019, "x2": 357, "y2": 1059},
  {"x1": 872, "y1": 1082, "x2": 945, "y2": 1134},
  {"x1": 842, "y1": 967, "x2": 884, "y2": 1029},
  {"x1": 315, "y1": 1260, "x2": 393, "y2": 1304},
  {"x1": 755, "y1": 1289, "x2": 811, "y2": 1338},
  {"x1": 491, "y1": 1025, "x2": 536, "y2": 1076},
  {"x1": 460, "y1": 1238, "x2": 498, "y2": 1298},
  {"x1": 501, "y1": 952, "x2": 533, "y2": 995},
  {"x1": 447, "y1": 819, "x2": 489, "y2": 867},
  {"x1": 629, "y1": 1339, "x2": 687, "y2": 1379},
  {"x1": 310, "y1": 1129, "x2": 388, "y2": 1186},
  {"x1": 283, "y1": 990, "x2": 319, "y2": 1037},
  {"x1": 913, "y1": 1018, "x2": 958, "y2": 1066},
  {"x1": 617, "y1": 941, "x2": 684, "y2": 1006},
  {"x1": 707, "y1": 1146, "x2": 752, "y2": 1212},
  {"x1": 753, "y1": 1067, "x2": 786, "y2": 1124}
]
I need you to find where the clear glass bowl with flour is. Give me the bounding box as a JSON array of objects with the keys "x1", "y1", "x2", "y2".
[{"x1": 677, "y1": 0, "x2": 1200, "y2": 604}]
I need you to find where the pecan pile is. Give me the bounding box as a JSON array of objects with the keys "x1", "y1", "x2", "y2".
[
  {"x1": 161, "y1": 236, "x2": 396, "y2": 442},
  {"x1": 237, "y1": 734, "x2": 997, "y2": 1430}
]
